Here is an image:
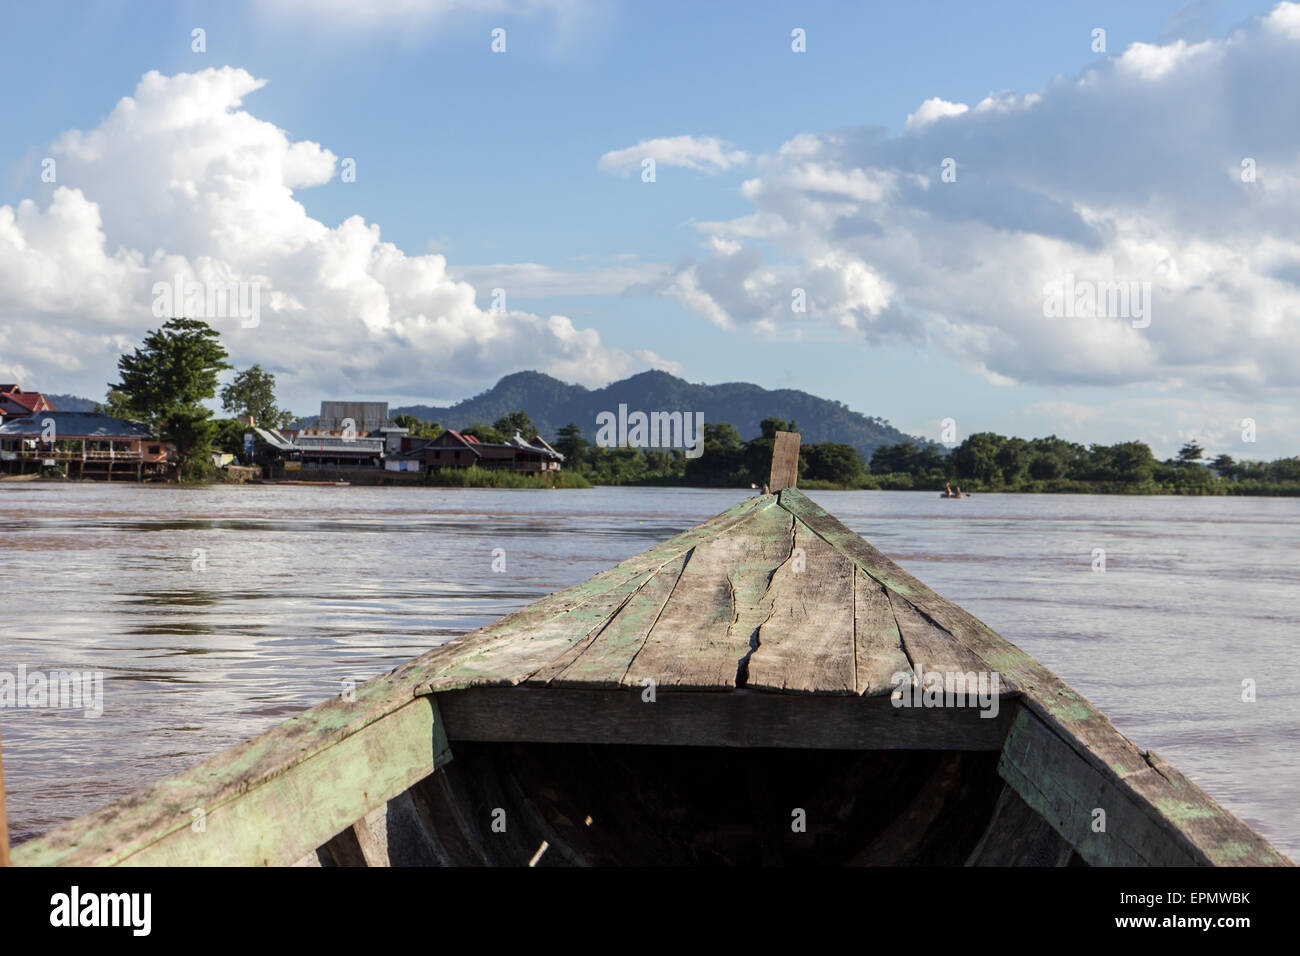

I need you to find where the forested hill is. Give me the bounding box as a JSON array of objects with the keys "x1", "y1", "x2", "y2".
[{"x1": 394, "y1": 370, "x2": 924, "y2": 459}]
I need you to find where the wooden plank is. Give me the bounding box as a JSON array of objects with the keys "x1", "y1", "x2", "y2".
[
  {"x1": 999, "y1": 706, "x2": 1202, "y2": 866},
  {"x1": 532, "y1": 552, "x2": 689, "y2": 688},
  {"x1": 768, "y1": 431, "x2": 800, "y2": 491},
  {"x1": 746, "y1": 518, "x2": 855, "y2": 694},
  {"x1": 414, "y1": 493, "x2": 777, "y2": 692},
  {"x1": 14, "y1": 695, "x2": 452, "y2": 867},
  {"x1": 964, "y1": 785, "x2": 1073, "y2": 867},
  {"x1": 780, "y1": 487, "x2": 1294, "y2": 867},
  {"x1": 621, "y1": 506, "x2": 794, "y2": 690},
  {"x1": 437, "y1": 687, "x2": 1013, "y2": 751},
  {"x1": 853, "y1": 571, "x2": 914, "y2": 697},
  {"x1": 887, "y1": 590, "x2": 998, "y2": 693}
]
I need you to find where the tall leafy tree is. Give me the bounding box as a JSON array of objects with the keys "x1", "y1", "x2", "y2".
[
  {"x1": 493, "y1": 410, "x2": 535, "y2": 438},
  {"x1": 111, "y1": 317, "x2": 230, "y2": 479},
  {"x1": 553, "y1": 423, "x2": 589, "y2": 464},
  {"x1": 1176, "y1": 440, "x2": 1206, "y2": 466},
  {"x1": 220, "y1": 365, "x2": 282, "y2": 425}
]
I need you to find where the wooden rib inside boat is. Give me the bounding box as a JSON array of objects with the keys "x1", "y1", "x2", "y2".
[{"x1": 12, "y1": 433, "x2": 1292, "y2": 867}]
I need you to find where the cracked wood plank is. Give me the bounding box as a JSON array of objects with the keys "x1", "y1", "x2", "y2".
[
  {"x1": 532, "y1": 551, "x2": 689, "y2": 688},
  {"x1": 417, "y1": 493, "x2": 776, "y2": 692},
  {"x1": 622, "y1": 504, "x2": 794, "y2": 690},
  {"x1": 746, "y1": 518, "x2": 855, "y2": 694},
  {"x1": 853, "y1": 572, "x2": 914, "y2": 697}
]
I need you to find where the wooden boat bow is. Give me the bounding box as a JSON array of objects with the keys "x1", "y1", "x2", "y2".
[{"x1": 11, "y1": 443, "x2": 1293, "y2": 866}]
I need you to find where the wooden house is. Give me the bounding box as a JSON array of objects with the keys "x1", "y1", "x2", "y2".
[
  {"x1": 0, "y1": 412, "x2": 170, "y2": 480},
  {"x1": 412, "y1": 429, "x2": 563, "y2": 476}
]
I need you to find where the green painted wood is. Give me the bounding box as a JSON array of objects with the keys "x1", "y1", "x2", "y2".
[
  {"x1": 999, "y1": 707, "x2": 1204, "y2": 866},
  {"x1": 776, "y1": 489, "x2": 1292, "y2": 866},
  {"x1": 746, "y1": 517, "x2": 855, "y2": 694},
  {"x1": 14, "y1": 695, "x2": 451, "y2": 867}
]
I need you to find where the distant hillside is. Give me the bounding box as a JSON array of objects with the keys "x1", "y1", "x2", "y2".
[
  {"x1": 395, "y1": 370, "x2": 929, "y2": 461},
  {"x1": 43, "y1": 394, "x2": 99, "y2": 412}
]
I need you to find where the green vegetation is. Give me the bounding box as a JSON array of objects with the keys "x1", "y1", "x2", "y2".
[
  {"x1": 423, "y1": 466, "x2": 590, "y2": 489},
  {"x1": 108, "y1": 317, "x2": 231, "y2": 480},
  {"x1": 393, "y1": 414, "x2": 443, "y2": 438},
  {"x1": 869, "y1": 433, "x2": 1300, "y2": 495},
  {"x1": 220, "y1": 365, "x2": 293, "y2": 429},
  {"x1": 555, "y1": 416, "x2": 873, "y2": 488}
]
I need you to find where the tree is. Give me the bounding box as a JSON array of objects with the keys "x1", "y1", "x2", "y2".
[
  {"x1": 1210, "y1": 454, "x2": 1237, "y2": 480},
  {"x1": 1176, "y1": 441, "x2": 1205, "y2": 466},
  {"x1": 394, "y1": 414, "x2": 442, "y2": 438},
  {"x1": 803, "y1": 442, "x2": 864, "y2": 485},
  {"x1": 94, "y1": 388, "x2": 134, "y2": 418},
  {"x1": 462, "y1": 422, "x2": 505, "y2": 443},
  {"x1": 950, "y1": 432, "x2": 1004, "y2": 484},
  {"x1": 553, "y1": 423, "x2": 589, "y2": 464},
  {"x1": 759, "y1": 417, "x2": 798, "y2": 439},
  {"x1": 493, "y1": 410, "x2": 534, "y2": 438},
  {"x1": 995, "y1": 437, "x2": 1031, "y2": 484},
  {"x1": 110, "y1": 318, "x2": 230, "y2": 479},
  {"x1": 220, "y1": 365, "x2": 282, "y2": 425}
]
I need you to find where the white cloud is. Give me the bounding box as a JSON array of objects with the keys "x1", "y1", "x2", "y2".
[
  {"x1": 643, "y1": 3, "x2": 1300, "y2": 397},
  {"x1": 598, "y1": 136, "x2": 749, "y2": 176},
  {"x1": 904, "y1": 97, "x2": 969, "y2": 131},
  {"x1": 447, "y1": 260, "x2": 663, "y2": 297},
  {"x1": 1, "y1": 68, "x2": 654, "y2": 407}
]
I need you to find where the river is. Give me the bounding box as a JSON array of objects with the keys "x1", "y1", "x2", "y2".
[{"x1": 1, "y1": 483, "x2": 1296, "y2": 859}]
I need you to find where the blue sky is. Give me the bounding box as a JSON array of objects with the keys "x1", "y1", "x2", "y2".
[{"x1": 2, "y1": 0, "x2": 1297, "y2": 460}]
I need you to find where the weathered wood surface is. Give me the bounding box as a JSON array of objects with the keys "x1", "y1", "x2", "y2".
[
  {"x1": 622, "y1": 503, "x2": 794, "y2": 690},
  {"x1": 416, "y1": 492, "x2": 775, "y2": 692},
  {"x1": 746, "y1": 519, "x2": 855, "y2": 694},
  {"x1": 437, "y1": 688, "x2": 1013, "y2": 751},
  {"x1": 853, "y1": 573, "x2": 914, "y2": 696},
  {"x1": 778, "y1": 488, "x2": 1292, "y2": 867},
  {"x1": 14, "y1": 694, "x2": 451, "y2": 867},
  {"x1": 767, "y1": 430, "x2": 800, "y2": 491}
]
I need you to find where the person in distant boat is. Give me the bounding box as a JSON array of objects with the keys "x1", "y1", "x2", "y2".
[
  {"x1": 942, "y1": 481, "x2": 957, "y2": 498},
  {"x1": 955, "y1": 485, "x2": 964, "y2": 498}
]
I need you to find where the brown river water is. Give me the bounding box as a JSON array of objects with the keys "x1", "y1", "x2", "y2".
[{"x1": 1, "y1": 483, "x2": 1296, "y2": 859}]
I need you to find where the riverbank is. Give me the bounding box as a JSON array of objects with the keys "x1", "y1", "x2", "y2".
[{"x1": 9, "y1": 472, "x2": 1300, "y2": 495}]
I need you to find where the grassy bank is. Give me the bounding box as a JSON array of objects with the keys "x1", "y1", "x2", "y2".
[{"x1": 424, "y1": 466, "x2": 591, "y2": 488}]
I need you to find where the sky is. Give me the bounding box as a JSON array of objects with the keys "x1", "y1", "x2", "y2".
[{"x1": 1, "y1": 0, "x2": 1298, "y2": 460}]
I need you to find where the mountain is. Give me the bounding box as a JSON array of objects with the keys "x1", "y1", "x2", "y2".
[
  {"x1": 394, "y1": 370, "x2": 928, "y2": 461},
  {"x1": 43, "y1": 393, "x2": 100, "y2": 412}
]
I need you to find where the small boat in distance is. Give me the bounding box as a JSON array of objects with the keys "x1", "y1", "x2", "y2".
[
  {"x1": 12, "y1": 433, "x2": 1291, "y2": 867},
  {"x1": 940, "y1": 481, "x2": 966, "y2": 498}
]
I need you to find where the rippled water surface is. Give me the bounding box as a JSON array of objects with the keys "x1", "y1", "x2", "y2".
[{"x1": 1, "y1": 483, "x2": 1296, "y2": 859}]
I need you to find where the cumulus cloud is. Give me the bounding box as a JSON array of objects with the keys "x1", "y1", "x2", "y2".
[
  {"x1": 644, "y1": 2, "x2": 1300, "y2": 395},
  {"x1": 1, "y1": 67, "x2": 651, "y2": 407},
  {"x1": 598, "y1": 136, "x2": 749, "y2": 176},
  {"x1": 904, "y1": 97, "x2": 969, "y2": 131}
]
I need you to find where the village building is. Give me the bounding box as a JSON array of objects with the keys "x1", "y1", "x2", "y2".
[
  {"x1": 249, "y1": 401, "x2": 408, "y2": 476},
  {"x1": 0, "y1": 385, "x2": 57, "y2": 419},
  {"x1": 0, "y1": 412, "x2": 172, "y2": 480},
  {"x1": 394, "y1": 429, "x2": 564, "y2": 477}
]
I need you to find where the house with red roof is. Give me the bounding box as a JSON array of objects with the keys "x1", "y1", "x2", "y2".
[{"x1": 0, "y1": 385, "x2": 57, "y2": 419}]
